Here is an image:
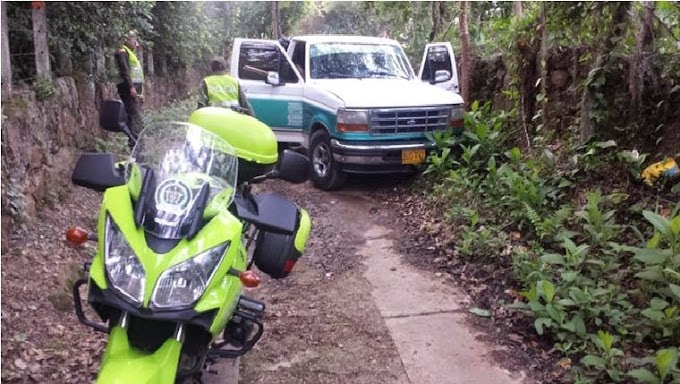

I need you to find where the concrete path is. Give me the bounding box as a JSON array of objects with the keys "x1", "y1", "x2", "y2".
[{"x1": 361, "y1": 225, "x2": 526, "y2": 384}]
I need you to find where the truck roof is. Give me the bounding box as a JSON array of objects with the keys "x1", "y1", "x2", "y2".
[{"x1": 293, "y1": 35, "x2": 401, "y2": 46}]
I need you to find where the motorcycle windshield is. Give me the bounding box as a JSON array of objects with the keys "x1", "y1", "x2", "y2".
[{"x1": 126, "y1": 122, "x2": 238, "y2": 239}]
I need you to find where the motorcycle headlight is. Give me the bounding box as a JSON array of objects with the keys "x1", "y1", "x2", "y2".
[
  {"x1": 104, "y1": 215, "x2": 146, "y2": 305},
  {"x1": 151, "y1": 242, "x2": 229, "y2": 309}
]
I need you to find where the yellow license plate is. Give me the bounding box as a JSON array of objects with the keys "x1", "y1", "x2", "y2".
[{"x1": 401, "y1": 149, "x2": 426, "y2": 165}]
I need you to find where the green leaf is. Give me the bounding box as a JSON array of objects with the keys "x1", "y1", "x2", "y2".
[
  {"x1": 546, "y1": 304, "x2": 564, "y2": 323},
  {"x1": 655, "y1": 348, "x2": 678, "y2": 380},
  {"x1": 670, "y1": 284, "x2": 680, "y2": 301},
  {"x1": 541, "y1": 254, "x2": 565, "y2": 265},
  {"x1": 561, "y1": 271, "x2": 578, "y2": 282},
  {"x1": 635, "y1": 269, "x2": 666, "y2": 283},
  {"x1": 627, "y1": 369, "x2": 659, "y2": 384},
  {"x1": 647, "y1": 232, "x2": 662, "y2": 249},
  {"x1": 672, "y1": 182, "x2": 680, "y2": 193},
  {"x1": 670, "y1": 215, "x2": 680, "y2": 236},
  {"x1": 597, "y1": 330, "x2": 614, "y2": 353},
  {"x1": 534, "y1": 318, "x2": 552, "y2": 335},
  {"x1": 643, "y1": 211, "x2": 671, "y2": 237},
  {"x1": 505, "y1": 147, "x2": 522, "y2": 162},
  {"x1": 468, "y1": 307, "x2": 492, "y2": 317},
  {"x1": 573, "y1": 315, "x2": 587, "y2": 336},
  {"x1": 634, "y1": 248, "x2": 668, "y2": 265},
  {"x1": 542, "y1": 280, "x2": 556, "y2": 303},
  {"x1": 650, "y1": 298, "x2": 669, "y2": 311},
  {"x1": 595, "y1": 140, "x2": 617, "y2": 149},
  {"x1": 557, "y1": 299, "x2": 576, "y2": 306},
  {"x1": 581, "y1": 354, "x2": 606, "y2": 368}
]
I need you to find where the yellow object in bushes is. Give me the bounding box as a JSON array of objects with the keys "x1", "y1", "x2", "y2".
[{"x1": 641, "y1": 157, "x2": 679, "y2": 186}]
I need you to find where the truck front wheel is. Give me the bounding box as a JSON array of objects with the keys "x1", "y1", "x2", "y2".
[{"x1": 309, "y1": 130, "x2": 346, "y2": 190}]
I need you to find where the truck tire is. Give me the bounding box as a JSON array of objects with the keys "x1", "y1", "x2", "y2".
[{"x1": 309, "y1": 130, "x2": 346, "y2": 190}]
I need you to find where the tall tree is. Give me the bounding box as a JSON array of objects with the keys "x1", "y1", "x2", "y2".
[
  {"x1": 513, "y1": 1, "x2": 523, "y2": 17},
  {"x1": 430, "y1": 1, "x2": 444, "y2": 42},
  {"x1": 538, "y1": 2, "x2": 549, "y2": 132},
  {"x1": 271, "y1": 1, "x2": 281, "y2": 39},
  {"x1": 629, "y1": 2, "x2": 655, "y2": 106},
  {"x1": 459, "y1": 1, "x2": 471, "y2": 105},
  {"x1": 1, "y1": 1, "x2": 11, "y2": 98},
  {"x1": 579, "y1": 2, "x2": 630, "y2": 144}
]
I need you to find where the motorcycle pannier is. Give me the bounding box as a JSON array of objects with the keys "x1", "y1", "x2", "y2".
[
  {"x1": 253, "y1": 207, "x2": 311, "y2": 279},
  {"x1": 188, "y1": 107, "x2": 279, "y2": 182}
]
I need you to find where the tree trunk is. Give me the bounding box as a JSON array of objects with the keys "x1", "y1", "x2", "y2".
[
  {"x1": 1, "y1": 1, "x2": 12, "y2": 99},
  {"x1": 158, "y1": 54, "x2": 167, "y2": 76},
  {"x1": 629, "y1": 2, "x2": 655, "y2": 106},
  {"x1": 32, "y1": 2, "x2": 51, "y2": 79},
  {"x1": 538, "y1": 2, "x2": 549, "y2": 132},
  {"x1": 430, "y1": 1, "x2": 442, "y2": 42},
  {"x1": 146, "y1": 50, "x2": 155, "y2": 77},
  {"x1": 459, "y1": 1, "x2": 471, "y2": 106},
  {"x1": 271, "y1": 1, "x2": 281, "y2": 39},
  {"x1": 513, "y1": 1, "x2": 523, "y2": 17},
  {"x1": 579, "y1": 2, "x2": 630, "y2": 144}
]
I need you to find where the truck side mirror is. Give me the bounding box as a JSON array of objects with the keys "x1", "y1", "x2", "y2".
[
  {"x1": 265, "y1": 71, "x2": 282, "y2": 87},
  {"x1": 433, "y1": 70, "x2": 452, "y2": 84}
]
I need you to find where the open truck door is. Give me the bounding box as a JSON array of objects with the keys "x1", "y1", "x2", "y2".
[
  {"x1": 231, "y1": 38, "x2": 305, "y2": 143},
  {"x1": 418, "y1": 42, "x2": 459, "y2": 95}
]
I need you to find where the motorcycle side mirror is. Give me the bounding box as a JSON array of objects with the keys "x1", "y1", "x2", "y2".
[
  {"x1": 276, "y1": 150, "x2": 310, "y2": 184},
  {"x1": 100, "y1": 99, "x2": 138, "y2": 142},
  {"x1": 265, "y1": 71, "x2": 281, "y2": 87},
  {"x1": 71, "y1": 153, "x2": 126, "y2": 192}
]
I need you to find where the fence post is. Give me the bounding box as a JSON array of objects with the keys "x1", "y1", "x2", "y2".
[
  {"x1": 32, "y1": 1, "x2": 51, "y2": 79},
  {"x1": 1, "y1": 1, "x2": 12, "y2": 98}
]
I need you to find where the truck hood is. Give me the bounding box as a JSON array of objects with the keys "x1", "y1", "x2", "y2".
[{"x1": 311, "y1": 79, "x2": 464, "y2": 108}]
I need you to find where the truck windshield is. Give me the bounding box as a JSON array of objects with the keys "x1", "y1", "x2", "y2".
[{"x1": 309, "y1": 43, "x2": 412, "y2": 80}]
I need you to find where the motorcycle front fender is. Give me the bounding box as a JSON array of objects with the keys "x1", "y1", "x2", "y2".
[{"x1": 96, "y1": 326, "x2": 182, "y2": 384}]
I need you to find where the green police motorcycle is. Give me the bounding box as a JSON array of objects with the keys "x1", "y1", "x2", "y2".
[{"x1": 68, "y1": 102, "x2": 311, "y2": 383}]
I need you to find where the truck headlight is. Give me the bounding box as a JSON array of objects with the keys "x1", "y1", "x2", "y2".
[
  {"x1": 449, "y1": 105, "x2": 464, "y2": 129},
  {"x1": 104, "y1": 215, "x2": 145, "y2": 305},
  {"x1": 337, "y1": 109, "x2": 369, "y2": 132},
  {"x1": 151, "y1": 242, "x2": 229, "y2": 309}
]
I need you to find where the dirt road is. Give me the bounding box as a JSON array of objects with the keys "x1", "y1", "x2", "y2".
[
  {"x1": 238, "y1": 178, "x2": 528, "y2": 384},
  {"x1": 1, "y1": 176, "x2": 529, "y2": 383}
]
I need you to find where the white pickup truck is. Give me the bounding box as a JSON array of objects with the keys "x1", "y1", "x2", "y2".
[{"x1": 230, "y1": 35, "x2": 464, "y2": 190}]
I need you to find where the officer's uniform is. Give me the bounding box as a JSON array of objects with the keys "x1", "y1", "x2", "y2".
[{"x1": 115, "y1": 44, "x2": 145, "y2": 136}]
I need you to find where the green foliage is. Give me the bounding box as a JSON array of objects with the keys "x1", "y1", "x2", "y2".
[
  {"x1": 627, "y1": 348, "x2": 680, "y2": 384},
  {"x1": 424, "y1": 97, "x2": 678, "y2": 383},
  {"x1": 143, "y1": 94, "x2": 200, "y2": 128},
  {"x1": 47, "y1": 1, "x2": 154, "y2": 57},
  {"x1": 31, "y1": 77, "x2": 56, "y2": 101},
  {"x1": 150, "y1": 2, "x2": 223, "y2": 70}
]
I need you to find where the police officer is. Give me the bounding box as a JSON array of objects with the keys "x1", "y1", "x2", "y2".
[
  {"x1": 197, "y1": 57, "x2": 252, "y2": 115},
  {"x1": 115, "y1": 30, "x2": 145, "y2": 137}
]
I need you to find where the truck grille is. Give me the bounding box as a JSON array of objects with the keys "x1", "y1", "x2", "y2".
[{"x1": 369, "y1": 107, "x2": 451, "y2": 134}]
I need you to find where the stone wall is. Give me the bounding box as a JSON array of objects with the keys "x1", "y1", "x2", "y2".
[{"x1": 1, "y1": 71, "x2": 201, "y2": 248}]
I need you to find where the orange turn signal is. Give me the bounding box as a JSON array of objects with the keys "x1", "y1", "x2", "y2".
[
  {"x1": 66, "y1": 227, "x2": 89, "y2": 245},
  {"x1": 337, "y1": 123, "x2": 369, "y2": 132},
  {"x1": 240, "y1": 270, "x2": 260, "y2": 288}
]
